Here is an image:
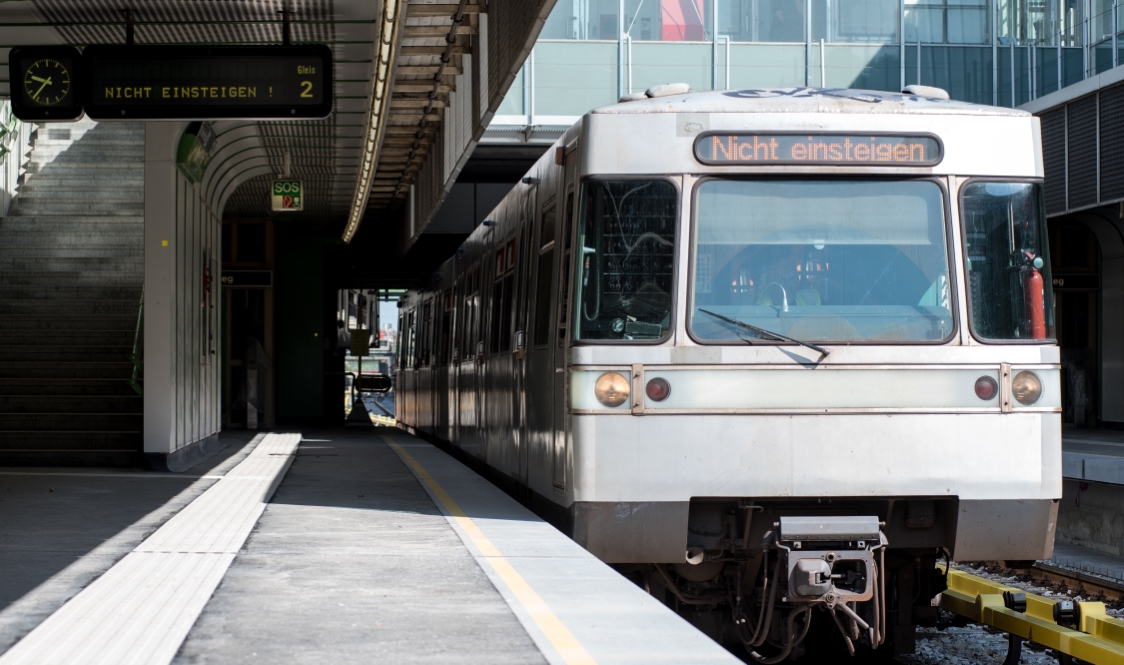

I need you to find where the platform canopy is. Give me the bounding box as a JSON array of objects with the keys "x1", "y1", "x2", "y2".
[{"x1": 0, "y1": 0, "x2": 554, "y2": 246}]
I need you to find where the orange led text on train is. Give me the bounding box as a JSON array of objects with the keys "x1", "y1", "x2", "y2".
[{"x1": 706, "y1": 135, "x2": 932, "y2": 163}]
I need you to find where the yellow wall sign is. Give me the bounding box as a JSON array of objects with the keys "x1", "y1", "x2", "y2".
[{"x1": 271, "y1": 179, "x2": 303, "y2": 212}]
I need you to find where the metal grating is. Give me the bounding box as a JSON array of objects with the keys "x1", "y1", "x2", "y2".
[
  {"x1": 1066, "y1": 95, "x2": 1098, "y2": 211},
  {"x1": 1041, "y1": 107, "x2": 1067, "y2": 216},
  {"x1": 1100, "y1": 84, "x2": 1124, "y2": 203},
  {"x1": 32, "y1": 0, "x2": 335, "y2": 46}
]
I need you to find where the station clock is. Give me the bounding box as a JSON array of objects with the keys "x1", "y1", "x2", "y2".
[{"x1": 9, "y1": 46, "x2": 83, "y2": 121}]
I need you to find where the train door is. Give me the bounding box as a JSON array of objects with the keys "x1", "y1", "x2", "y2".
[
  {"x1": 461, "y1": 264, "x2": 482, "y2": 456},
  {"x1": 553, "y1": 183, "x2": 578, "y2": 490},
  {"x1": 487, "y1": 234, "x2": 517, "y2": 470},
  {"x1": 514, "y1": 186, "x2": 536, "y2": 480},
  {"x1": 438, "y1": 289, "x2": 452, "y2": 440},
  {"x1": 419, "y1": 297, "x2": 433, "y2": 431},
  {"x1": 526, "y1": 197, "x2": 558, "y2": 489},
  {"x1": 451, "y1": 275, "x2": 463, "y2": 444}
]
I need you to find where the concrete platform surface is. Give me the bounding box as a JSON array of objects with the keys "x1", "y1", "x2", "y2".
[{"x1": 0, "y1": 428, "x2": 738, "y2": 665}]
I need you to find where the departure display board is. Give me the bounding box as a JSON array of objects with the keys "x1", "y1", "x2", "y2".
[
  {"x1": 695, "y1": 133, "x2": 942, "y2": 166},
  {"x1": 81, "y1": 45, "x2": 333, "y2": 120}
]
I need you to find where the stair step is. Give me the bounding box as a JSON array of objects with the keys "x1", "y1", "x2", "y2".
[
  {"x1": 0, "y1": 430, "x2": 142, "y2": 448},
  {"x1": 0, "y1": 346, "x2": 133, "y2": 363},
  {"x1": 0, "y1": 215, "x2": 143, "y2": 225},
  {"x1": 17, "y1": 182, "x2": 144, "y2": 192},
  {"x1": 0, "y1": 379, "x2": 138, "y2": 396},
  {"x1": 24, "y1": 164, "x2": 143, "y2": 175},
  {"x1": 13, "y1": 190, "x2": 144, "y2": 202},
  {"x1": 0, "y1": 316, "x2": 135, "y2": 330},
  {"x1": 0, "y1": 449, "x2": 143, "y2": 467},
  {"x1": 0, "y1": 289, "x2": 141, "y2": 302},
  {"x1": 0, "y1": 272, "x2": 142, "y2": 286},
  {"x1": 0, "y1": 331, "x2": 135, "y2": 346},
  {"x1": 0, "y1": 362, "x2": 134, "y2": 380},
  {"x1": 0, "y1": 235, "x2": 142, "y2": 249},
  {"x1": 0, "y1": 394, "x2": 142, "y2": 414},
  {"x1": 0, "y1": 247, "x2": 144, "y2": 259},
  {"x1": 0, "y1": 259, "x2": 142, "y2": 272},
  {"x1": 0, "y1": 412, "x2": 143, "y2": 432},
  {"x1": 0, "y1": 299, "x2": 141, "y2": 317},
  {"x1": 11, "y1": 201, "x2": 145, "y2": 214}
]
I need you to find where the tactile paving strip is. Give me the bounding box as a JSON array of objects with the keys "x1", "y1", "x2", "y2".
[{"x1": 0, "y1": 433, "x2": 300, "y2": 665}]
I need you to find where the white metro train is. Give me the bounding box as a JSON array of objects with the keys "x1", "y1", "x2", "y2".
[{"x1": 395, "y1": 86, "x2": 1060, "y2": 659}]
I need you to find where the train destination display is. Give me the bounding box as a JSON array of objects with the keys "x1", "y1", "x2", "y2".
[
  {"x1": 695, "y1": 133, "x2": 942, "y2": 166},
  {"x1": 81, "y1": 45, "x2": 332, "y2": 120}
]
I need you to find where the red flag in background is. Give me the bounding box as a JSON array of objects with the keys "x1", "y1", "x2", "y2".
[{"x1": 661, "y1": 0, "x2": 706, "y2": 40}]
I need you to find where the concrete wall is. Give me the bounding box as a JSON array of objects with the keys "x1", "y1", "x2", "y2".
[
  {"x1": 1057, "y1": 478, "x2": 1124, "y2": 557},
  {"x1": 144, "y1": 123, "x2": 222, "y2": 466}
]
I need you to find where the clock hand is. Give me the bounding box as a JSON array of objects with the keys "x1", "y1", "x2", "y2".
[
  {"x1": 31, "y1": 77, "x2": 52, "y2": 101},
  {"x1": 29, "y1": 75, "x2": 50, "y2": 83}
]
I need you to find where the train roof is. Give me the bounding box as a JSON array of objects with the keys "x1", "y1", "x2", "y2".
[{"x1": 592, "y1": 87, "x2": 1030, "y2": 118}]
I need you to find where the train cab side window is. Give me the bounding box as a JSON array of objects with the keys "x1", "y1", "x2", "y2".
[
  {"x1": 534, "y1": 204, "x2": 557, "y2": 348},
  {"x1": 558, "y1": 190, "x2": 575, "y2": 347},
  {"x1": 574, "y1": 180, "x2": 677, "y2": 341},
  {"x1": 961, "y1": 182, "x2": 1055, "y2": 341}
]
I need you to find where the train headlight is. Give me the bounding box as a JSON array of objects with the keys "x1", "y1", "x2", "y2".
[
  {"x1": 1012, "y1": 371, "x2": 1043, "y2": 405},
  {"x1": 645, "y1": 377, "x2": 671, "y2": 402},
  {"x1": 594, "y1": 372, "x2": 630, "y2": 407},
  {"x1": 974, "y1": 376, "x2": 998, "y2": 401}
]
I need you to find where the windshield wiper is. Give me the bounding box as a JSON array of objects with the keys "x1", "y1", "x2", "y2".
[{"x1": 698, "y1": 309, "x2": 830, "y2": 358}]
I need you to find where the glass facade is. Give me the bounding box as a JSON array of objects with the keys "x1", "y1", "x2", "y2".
[{"x1": 500, "y1": 0, "x2": 1124, "y2": 118}]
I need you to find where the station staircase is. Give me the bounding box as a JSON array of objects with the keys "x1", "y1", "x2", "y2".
[{"x1": 0, "y1": 119, "x2": 145, "y2": 466}]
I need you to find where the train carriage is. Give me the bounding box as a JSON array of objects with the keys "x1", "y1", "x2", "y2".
[{"x1": 395, "y1": 86, "x2": 1060, "y2": 659}]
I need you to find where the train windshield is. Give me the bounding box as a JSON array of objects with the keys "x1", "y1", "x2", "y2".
[
  {"x1": 961, "y1": 182, "x2": 1054, "y2": 341},
  {"x1": 574, "y1": 180, "x2": 678, "y2": 341},
  {"x1": 690, "y1": 179, "x2": 953, "y2": 344}
]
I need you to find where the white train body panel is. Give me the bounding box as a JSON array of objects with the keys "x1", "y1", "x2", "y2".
[{"x1": 396, "y1": 88, "x2": 1060, "y2": 565}]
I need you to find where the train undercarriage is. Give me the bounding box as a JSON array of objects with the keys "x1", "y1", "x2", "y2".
[{"x1": 618, "y1": 498, "x2": 954, "y2": 661}]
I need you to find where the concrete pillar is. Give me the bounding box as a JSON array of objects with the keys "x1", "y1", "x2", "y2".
[{"x1": 144, "y1": 122, "x2": 224, "y2": 471}]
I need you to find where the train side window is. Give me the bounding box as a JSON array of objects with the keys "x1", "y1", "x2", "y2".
[
  {"x1": 534, "y1": 204, "x2": 557, "y2": 347},
  {"x1": 405, "y1": 310, "x2": 416, "y2": 368},
  {"x1": 574, "y1": 180, "x2": 677, "y2": 342},
  {"x1": 490, "y1": 254, "x2": 505, "y2": 354}
]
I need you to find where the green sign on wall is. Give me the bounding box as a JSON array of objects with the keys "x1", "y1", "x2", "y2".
[{"x1": 271, "y1": 179, "x2": 303, "y2": 212}]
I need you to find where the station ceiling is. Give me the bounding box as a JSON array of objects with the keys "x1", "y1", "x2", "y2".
[{"x1": 0, "y1": 0, "x2": 545, "y2": 250}]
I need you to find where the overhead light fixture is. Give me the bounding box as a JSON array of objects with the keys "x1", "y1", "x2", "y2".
[{"x1": 342, "y1": 0, "x2": 405, "y2": 244}]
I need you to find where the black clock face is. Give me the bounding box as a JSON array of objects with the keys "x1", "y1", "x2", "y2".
[
  {"x1": 22, "y1": 58, "x2": 72, "y2": 106},
  {"x1": 9, "y1": 46, "x2": 83, "y2": 122}
]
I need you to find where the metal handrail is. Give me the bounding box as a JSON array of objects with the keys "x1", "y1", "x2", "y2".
[{"x1": 128, "y1": 290, "x2": 143, "y2": 396}]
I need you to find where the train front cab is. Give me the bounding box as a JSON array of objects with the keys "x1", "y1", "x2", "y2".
[{"x1": 562, "y1": 95, "x2": 1061, "y2": 656}]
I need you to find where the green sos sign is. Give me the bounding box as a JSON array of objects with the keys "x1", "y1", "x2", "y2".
[{"x1": 271, "y1": 179, "x2": 303, "y2": 212}]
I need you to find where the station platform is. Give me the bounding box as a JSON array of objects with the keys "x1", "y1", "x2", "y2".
[
  {"x1": 0, "y1": 428, "x2": 738, "y2": 665},
  {"x1": 1063, "y1": 429, "x2": 1124, "y2": 483}
]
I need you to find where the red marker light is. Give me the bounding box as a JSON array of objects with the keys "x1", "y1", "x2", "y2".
[
  {"x1": 645, "y1": 378, "x2": 671, "y2": 402},
  {"x1": 974, "y1": 376, "x2": 998, "y2": 401}
]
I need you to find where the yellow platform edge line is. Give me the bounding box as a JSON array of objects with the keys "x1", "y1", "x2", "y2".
[
  {"x1": 940, "y1": 566, "x2": 1124, "y2": 664},
  {"x1": 379, "y1": 433, "x2": 598, "y2": 665}
]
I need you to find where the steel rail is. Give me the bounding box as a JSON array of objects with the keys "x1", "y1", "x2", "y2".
[{"x1": 940, "y1": 567, "x2": 1124, "y2": 663}]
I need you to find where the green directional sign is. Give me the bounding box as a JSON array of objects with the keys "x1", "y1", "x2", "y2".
[{"x1": 271, "y1": 179, "x2": 303, "y2": 212}]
